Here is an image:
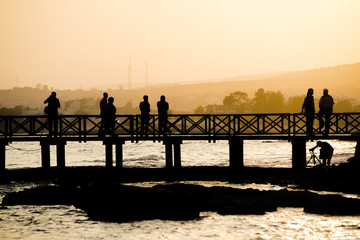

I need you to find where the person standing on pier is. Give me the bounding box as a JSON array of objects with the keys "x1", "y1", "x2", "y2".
[
  {"x1": 98, "y1": 92, "x2": 108, "y2": 137},
  {"x1": 318, "y1": 89, "x2": 334, "y2": 136},
  {"x1": 139, "y1": 95, "x2": 150, "y2": 137},
  {"x1": 157, "y1": 95, "x2": 169, "y2": 136},
  {"x1": 106, "y1": 97, "x2": 117, "y2": 136},
  {"x1": 302, "y1": 88, "x2": 315, "y2": 137},
  {"x1": 44, "y1": 92, "x2": 60, "y2": 137},
  {"x1": 309, "y1": 141, "x2": 334, "y2": 170}
]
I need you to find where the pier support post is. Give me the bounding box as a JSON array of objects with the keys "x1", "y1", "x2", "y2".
[
  {"x1": 104, "y1": 138, "x2": 125, "y2": 168},
  {"x1": 0, "y1": 140, "x2": 7, "y2": 171},
  {"x1": 116, "y1": 142, "x2": 123, "y2": 168},
  {"x1": 56, "y1": 141, "x2": 66, "y2": 168},
  {"x1": 292, "y1": 138, "x2": 306, "y2": 169},
  {"x1": 105, "y1": 143, "x2": 113, "y2": 168},
  {"x1": 229, "y1": 139, "x2": 244, "y2": 168},
  {"x1": 165, "y1": 142, "x2": 173, "y2": 168},
  {"x1": 173, "y1": 140, "x2": 182, "y2": 168},
  {"x1": 40, "y1": 141, "x2": 50, "y2": 168}
]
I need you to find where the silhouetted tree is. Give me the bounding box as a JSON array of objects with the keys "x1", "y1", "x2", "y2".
[
  {"x1": 253, "y1": 88, "x2": 267, "y2": 113},
  {"x1": 222, "y1": 91, "x2": 249, "y2": 113},
  {"x1": 194, "y1": 106, "x2": 205, "y2": 114}
]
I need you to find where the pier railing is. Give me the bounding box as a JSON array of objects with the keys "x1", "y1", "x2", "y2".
[{"x1": 1, "y1": 113, "x2": 360, "y2": 140}]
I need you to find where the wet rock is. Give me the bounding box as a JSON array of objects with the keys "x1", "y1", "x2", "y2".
[
  {"x1": 3, "y1": 183, "x2": 360, "y2": 222},
  {"x1": 73, "y1": 183, "x2": 201, "y2": 222}
]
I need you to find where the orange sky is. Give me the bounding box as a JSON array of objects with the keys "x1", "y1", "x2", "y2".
[{"x1": 1, "y1": 0, "x2": 360, "y2": 90}]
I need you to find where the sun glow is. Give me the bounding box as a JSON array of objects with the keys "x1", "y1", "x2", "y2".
[{"x1": 1, "y1": 0, "x2": 360, "y2": 89}]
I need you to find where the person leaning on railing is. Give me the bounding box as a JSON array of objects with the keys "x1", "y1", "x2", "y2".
[
  {"x1": 44, "y1": 92, "x2": 60, "y2": 137},
  {"x1": 318, "y1": 89, "x2": 334, "y2": 136},
  {"x1": 302, "y1": 88, "x2": 315, "y2": 137}
]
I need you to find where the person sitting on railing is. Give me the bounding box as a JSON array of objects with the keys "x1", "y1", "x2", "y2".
[
  {"x1": 139, "y1": 95, "x2": 150, "y2": 137},
  {"x1": 106, "y1": 97, "x2": 116, "y2": 136},
  {"x1": 309, "y1": 141, "x2": 334, "y2": 170},
  {"x1": 318, "y1": 89, "x2": 334, "y2": 136},
  {"x1": 157, "y1": 95, "x2": 169, "y2": 136},
  {"x1": 302, "y1": 88, "x2": 315, "y2": 137},
  {"x1": 44, "y1": 92, "x2": 60, "y2": 137}
]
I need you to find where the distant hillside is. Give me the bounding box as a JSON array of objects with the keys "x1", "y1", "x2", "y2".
[{"x1": 0, "y1": 62, "x2": 359, "y2": 112}]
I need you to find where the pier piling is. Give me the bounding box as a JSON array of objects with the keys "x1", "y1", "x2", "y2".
[
  {"x1": 174, "y1": 140, "x2": 182, "y2": 168},
  {"x1": 56, "y1": 141, "x2": 66, "y2": 168},
  {"x1": 165, "y1": 142, "x2": 173, "y2": 168},
  {"x1": 40, "y1": 141, "x2": 50, "y2": 168},
  {"x1": 0, "y1": 140, "x2": 7, "y2": 171},
  {"x1": 292, "y1": 138, "x2": 306, "y2": 169},
  {"x1": 105, "y1": 143, "x2": 113, "y2": 168},
  {"x1": 229, "y1": 139, "x2": 244, "y2": 168},
  {"x1": 116, "y1": 142, "x2": 123, "y2": 168}
]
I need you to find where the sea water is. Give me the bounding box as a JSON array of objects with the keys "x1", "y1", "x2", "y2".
[{"x1": 1, "y1": 140, "x2": 360, "y2": 239}]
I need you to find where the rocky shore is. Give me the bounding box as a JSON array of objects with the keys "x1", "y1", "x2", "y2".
[
  {"x1": 2, "y1": 180, "x2": 360, "y2": 222},
  {"x1": 1, "y1": 159, "x2": 359, "y2": 222}
]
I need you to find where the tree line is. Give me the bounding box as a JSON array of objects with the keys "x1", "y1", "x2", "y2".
[
  {"x1": 0, "y1": 87, "x2": 359, "y2": 115},
  {"x1": 194, "y1": 88, "x2": 359, "y2": 114}
]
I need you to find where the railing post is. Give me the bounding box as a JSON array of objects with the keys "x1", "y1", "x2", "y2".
[
  {"x1": 288, "y1": 114, "x2": 291, "y2": 137},
  {"x1": 9, "y1": 117, "x2": 13, "y2": 141},
  {"x1": 58, "y1": 116, "x2": 62, "y2": 137},
  {"x1": 83, "y1": 117, "x2": 87, "y2": 141},
  {"x1": 292, "y1": 138, "x2": 306, "y2": 169},
  {"x1": 130, "y1": 116, "x2": 134, "y2": 143},
  {"x1": 292, "y1": 114, "x2": 296, "y2": 136},
  {"x1": 207, "y1": 115, "x2": 211, "y2": 143},
  {"x1": 135, "y1": 115, "x2": 139, "y2": 142},
  {"x1": 345, "y1": 114, "x2": 348, "y2": 133},
  {"x1": 78, "y1": 116, "x2": 82, "y2": 139},
  {"x1": 4, "y1": 117, "x2": 9, "y2": 140},
  {"x1": 229, "y1": 138, "x2": 244, "y2": 168}
]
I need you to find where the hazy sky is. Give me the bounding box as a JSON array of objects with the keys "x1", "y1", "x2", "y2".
[{"x1": 1, "y1": 0, "x2": 360, "y2": 90}]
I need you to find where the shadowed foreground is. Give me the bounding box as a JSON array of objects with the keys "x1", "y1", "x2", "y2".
[
  {"x1": 2, "y1": 182, "x2": 360, "y2": 222},
  {"x1": 1, "y1": 161, "x2": 360, "y2": 222}
]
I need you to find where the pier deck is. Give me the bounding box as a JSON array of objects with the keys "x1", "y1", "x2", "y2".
[{"x1": 1, "y1": 113, "x2": 359, "y2": 170}]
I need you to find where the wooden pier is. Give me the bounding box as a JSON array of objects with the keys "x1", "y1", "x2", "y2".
[{"x1": 0, "y1": 113, "x2": 360, "y2": 170}]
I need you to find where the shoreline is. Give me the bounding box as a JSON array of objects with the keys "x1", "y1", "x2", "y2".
[{"x1": 1, "y1": 163, "x2": 359, "y2": 194}]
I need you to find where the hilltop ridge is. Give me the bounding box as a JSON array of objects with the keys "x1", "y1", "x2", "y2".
[{"x1": 0, "y1": 62, "x2": 359, "y2": 112}]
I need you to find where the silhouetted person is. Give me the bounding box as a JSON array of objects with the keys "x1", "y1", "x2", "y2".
[
  {"x1": 139, "y1": 95, "x2": 150, "y2": 137},
  {"x1": 106, "y1": 97, "x2": 116, "y2": 135},
  {"x1": 318, "y1": 89, "x2": 334, "y2": 136},
  {"x1": 310, "y1": 141, "x2": 334, "y2": 170},
  {"x1": 44, "y1": 92, "x2": 60, "y2": 137},
  {"x1": 302, "y1": 88, "x2": 315, "y2": 137},
  {"x1": 98, "y1": 92, "x2": 108, "y2": 137},
  {"x1": 157, "y1": 95, "x2": 169, "y2": 136}
]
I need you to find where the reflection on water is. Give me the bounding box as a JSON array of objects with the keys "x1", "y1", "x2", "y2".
[{"x1": 0, "y1": 204, "x2": 359, "y2": 239}]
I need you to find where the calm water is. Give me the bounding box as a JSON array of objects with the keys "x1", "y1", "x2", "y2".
[{"x1": 1, "y1": 140, "x2": 360, "y2": 239}]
